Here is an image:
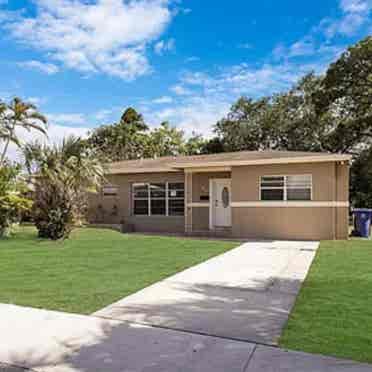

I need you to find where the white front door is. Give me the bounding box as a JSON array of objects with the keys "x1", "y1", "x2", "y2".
[{"x1": 211, "y1": 179, "x2": 232, "y2": 228}]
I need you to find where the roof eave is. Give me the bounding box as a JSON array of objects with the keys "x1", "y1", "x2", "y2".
[
  {"x1": 169, "y1": 154, "x2": 352, "y2": 169},
  {"x1": 107, "y1": 167, "x2": 180, "y2": 175}
]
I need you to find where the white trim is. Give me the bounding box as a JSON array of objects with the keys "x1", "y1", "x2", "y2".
[
  {"x1": 184, "y1": 166, "x2": 231, "y2": 173},
  {"x1": 190, "y1": 172, "x2": 193, "y2": 231},
  {"x1": 231, "y1": 201, "x2": 349, "y2": 208},
  {"x1": 109, "y1": 168, "x2": 180, "y2": 175},
  {"x1": 184, "y1": 173, "x2": 188, "y2": 233},
  {"x1": 170, "y1": 154, "x2": 351, "y2": 169},
  {"x1": 209, "y1": 179, "x2": 213, "y2": 230},
  {"x1": 165, "y1": 182, "x2": 169, "y2": 216},
  {"x1": 188, "y1": 202, "x2": 210, "y2": 207}
]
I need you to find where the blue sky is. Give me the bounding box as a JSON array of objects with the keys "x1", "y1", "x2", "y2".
[{"x1": 0, "y1": 0, "x2": 371, "y2": 156}]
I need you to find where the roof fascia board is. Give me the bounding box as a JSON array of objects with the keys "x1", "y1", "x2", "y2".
[
  {"x1": 170, "y1": 155, "x2": 352, "y2": 169},
  {"x1": 184, "y1": 166, "x2": 231, "y2": 173},
  {"x1": 108, "y1": 168, "x2": 180, "y2": 175}
]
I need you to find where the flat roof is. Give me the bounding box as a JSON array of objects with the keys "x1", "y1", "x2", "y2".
[{"x1": 107, "y1": 150, "x2": 352, "y2": 175}]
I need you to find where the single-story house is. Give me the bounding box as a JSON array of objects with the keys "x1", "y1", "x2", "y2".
[{"x1": 88, "y1": 150, "x2": 351, "y2": 240}]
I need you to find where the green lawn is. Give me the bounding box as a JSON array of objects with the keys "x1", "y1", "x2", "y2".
[
  {"x1": 0, "y1": 226, "x2": 237, "y2": 314},
  {"x1": 280, "y1": 238, "x2": 372, "y2": 364}
]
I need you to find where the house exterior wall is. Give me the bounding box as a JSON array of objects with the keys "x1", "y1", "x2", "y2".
[
  {"x1": 185, "y1": 171, "x2": 230, "y2": 232},
  {"x1": 87, "y1": 172, "x2": 185, "y2": 234},
  {"x1": 231, "y1": 161, "x2": 349, "y2": 240},
  {"x1": 88, "y1": 160, "x2": 349, "y2": 240}
]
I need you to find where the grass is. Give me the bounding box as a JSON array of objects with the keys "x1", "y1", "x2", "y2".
[
  {"x1": 280, "y1": 238, "x2": 372, "y2": 364},
  {"x1": 0, "y1": 226, "x2": 237, "y2": 314}
]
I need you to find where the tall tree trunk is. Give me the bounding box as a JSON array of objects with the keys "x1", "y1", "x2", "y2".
[
  {"x1": 0, "y1": 137, "x2": 10, "y2": 166},
  {"x1": 0, "y1": 122, "x2": 16, "y2": 166}
]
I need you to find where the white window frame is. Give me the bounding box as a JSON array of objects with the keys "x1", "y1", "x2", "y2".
[
  {"x1": 132, "y1": 182, "x2": 185, "y2": 216},
  {"x1": 259, "y1": 174, "x2": 312, "y2": 201}
]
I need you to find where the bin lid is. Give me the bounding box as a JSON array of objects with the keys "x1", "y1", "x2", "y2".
[{"x1": 353, "y1": 208, "x2": 372, "y2": 212}]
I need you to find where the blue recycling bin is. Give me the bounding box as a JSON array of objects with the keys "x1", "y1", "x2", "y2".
[{"x1": 353, "y1": 209, "x2": 372, "y2": 238}]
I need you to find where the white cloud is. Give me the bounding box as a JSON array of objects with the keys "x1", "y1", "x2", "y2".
[
  {"x1": 147, "y1": 62, "x2": 316, "y2": 136},
  {"x1": 94, "y1": 109, "x2": 114, "y2": 121},
  {"x1": 148, "y1": 0, "x2": 370, "y2": 137},
  {"x1": 340, "y1": 0, "x2": 371, "y2": 13},
  {"x1": 46, "y1": 113, "x2": 87, "y2": 126},
  {"x1": 5, "y1": 124, "x2": 90, "y2": 162},
  {"x1": 148, "y1": 96, "x2": 230, "y2": 136},
  {"x1": 324, "y1": 0, "x2": 371, "y2": 37},
  {"x1": 170, "y1": 84, "x2": 193, "y2": 96},
  {"x1": 177, "y1": 63, "x2": 306, "y2": 98},
  {"x1": 271, "y1": 0, "x2": 369, "y2": 64},
  {"x1": 154, "y1": 38, "x2": 175, "y2": 55},
  {"x1": 4, "y1": 0, "x2": 173, "y2": 80},
  {"x1": 26, "y1": 96, "x2": 47, "y2": 106},
  {"x1": 288, "y1": 39, "x2": 316, "y2": 57},
  {"x1": 18, "y1": 60, "x2": 59, "y2": 74},
  {"x1": 152, "y1": 96, "x2": 173, "y2": 104}
]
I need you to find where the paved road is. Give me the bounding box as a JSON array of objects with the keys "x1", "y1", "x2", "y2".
[
  {"x1": 95, "y1": 240, "x2": 319, "y2": 345},
  {"x1": 1, "y1": 304, "x2": 371, "y2": 372}
]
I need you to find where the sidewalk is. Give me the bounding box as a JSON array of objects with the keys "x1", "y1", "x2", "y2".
[{"x1": 1, "y1": 303, "x2": 371, "y2": 372}]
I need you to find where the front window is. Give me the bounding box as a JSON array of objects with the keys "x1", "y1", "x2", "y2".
[
  {"x1": 260, "y1": 175, "x2": 312, "y2": 201},
  {"x1": 150, "y1": 183, "x2": 166, "y2": 215},
  {"x1": 168, "y1": 183, "x2": 185, "y2": 216},
  {"x1": 133, "y1": 183, "x2": 149, "y2": 215},
  {"x1": 132, "y1": 182, "x2": 184, "y2": 216}
]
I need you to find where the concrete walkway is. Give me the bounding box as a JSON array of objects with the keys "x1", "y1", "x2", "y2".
[
  {"x1": 1, "y1": 304, "x2": 371, "y2": 372},
  {"x1": 95, "y1": 240, "x2": 319, "y2": 345}
]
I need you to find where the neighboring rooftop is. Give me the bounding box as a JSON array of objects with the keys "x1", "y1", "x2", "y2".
[{"x1": 107, "y1": 150, "x2": 352, "y2": 174}]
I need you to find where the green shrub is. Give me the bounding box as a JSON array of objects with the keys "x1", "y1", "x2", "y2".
[{"x1": 0, "y1": 165, "x2": 32, "y2": 238}]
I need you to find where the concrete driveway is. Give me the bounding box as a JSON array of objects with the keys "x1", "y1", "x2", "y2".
[{"x1": 95, "y1": 240, "x2": 319, "y2": 345}]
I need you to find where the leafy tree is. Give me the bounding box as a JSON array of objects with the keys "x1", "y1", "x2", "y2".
[
  {"x1": 184, "y1": 133, "x2": 207, "y2": 155},
  {"x1": 214, "y1": 74, "x2": 327, "y2": 153},
  {"x1": 215, "y1": 97, "x2": 274, "y2": 151},
  {"x1": 24, "y1": 136, "x2": 105, "y2": 240},
  {"x1": 0, "y1": 163, "x2": 32, "y2": 238},
  {"x1": 87, "y1": 107, "x2": 149, "y2": 161},
  {"x1": 145, "y1": 122, "x2": 186, "y2": 157},
  {"x1": 350, "y1": 147, "x2": 372, "y2": 208},
  {"x1": 0, "y1": 97, "x2": 47, "y2": 165},
  {"x1": 315, "y1": 36, "x2": 372, "y2": 154},
  {"x1": 88, "y1": 108, "x2": 208, "y2": 160}
]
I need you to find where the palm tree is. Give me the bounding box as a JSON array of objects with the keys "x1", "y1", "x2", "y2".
[
  {"x1": 24, "y1": 136, "x2": 106, "y2": 240},
  {"x1": 0, "y1": 97, "x2": 47, "y2": 166}
]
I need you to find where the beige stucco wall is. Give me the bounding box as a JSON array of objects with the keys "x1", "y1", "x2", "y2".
[
  {"x1": 185, "y1": 172, "x2": 230, "y2": 232},
  {"x1": 88, "y1": 161, "x2": 349, "y2": 240},
  {"x1": 231, "y1": 161, "x2": 349, "y2": 240},
  {"x1": 88, "y1": 172, "x2": 185, "y2": 233},
  {"x1": 232, "y1": 162, "x2": 342, "y2": 202}
]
